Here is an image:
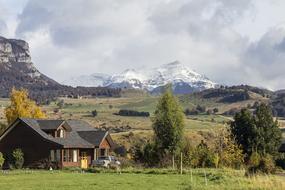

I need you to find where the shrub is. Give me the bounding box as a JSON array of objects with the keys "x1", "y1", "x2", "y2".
[
  {"x1": 118, "y1": 109, "x2": 150, "y2": 117},
  {"x1": 91, "y1": 110, "x2": 97, "y2": 117},
  {"x1": 184, "y1": 108, "x2": 199, "y2": 115},
  {"x1": 248, "y1": 152, "x2": 261, "y2": 167},
  {"x1": 142, "y1": 143, "x2": 160, "y2": 167},
  {"x1": 247, "y1": 153, "x2": 276, "y2": 174},
  {"x1": 214, "y1": 129, "x2": 244, "y2": 169},
  {"x1": 12, "y1": 148, "x2": 24, "y2": 169},
  {"x1": 258, "y1": 154, "x2": 276, "y2": 174},
  {"x1": 114, "y1": 146, "x2": 127, "y2": 157},
  {"x1": 0, "y1": 152, "x2": 5, "y2": 168},
  {"x1": 190, "y1": 141, "x2": 215, "y2": 168},
  {"x1": 196, "y1": 105, "x2": 206, "y2": 113}
]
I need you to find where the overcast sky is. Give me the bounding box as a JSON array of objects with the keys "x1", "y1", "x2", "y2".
[{"x1": 1, "y1": 0, "x2": 285, "y2": 90}]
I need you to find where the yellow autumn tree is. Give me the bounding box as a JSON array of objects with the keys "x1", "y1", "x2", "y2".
[{"x1": 5, "y1": 88, "x2": 46, "y2": 124}]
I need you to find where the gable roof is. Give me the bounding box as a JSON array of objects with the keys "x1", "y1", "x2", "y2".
[
  {"x1": 0, "y1": 118, "x2": 112, "y2": 149},
  {"x1": 37, "y1": 120, "x2": 65, "y2": 130},
  {"x1": 78, "y1": 131, "x2": 110, "y2": 147}
]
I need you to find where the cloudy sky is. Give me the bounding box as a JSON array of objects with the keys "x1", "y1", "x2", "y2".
[{"x1": 1, "y1": 0, "x2": 285, "y2": 90}]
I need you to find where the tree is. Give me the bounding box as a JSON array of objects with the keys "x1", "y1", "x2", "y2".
[
  {"x1": 152, "y1": 87, "x2": 185, "y2": 164},
  {"x1": 91, "y1": 110, "x2": 98, "y2": 117},
  {"x1": 190, "y1": 140, "x2": 215, "y2": 168},
  {"x1": 230, "y1": 108, "x2": 256, "y2": 157},
  {"x1": 213, "y1": 108, "x2": 219, "y2": 114},
  {"x1": 5, "y1": 88, "x2": 46, "y2": 124},
  {"x1": 214, "y1": 129, "x2": 244, "y2": 169},
  {"x1": 230, "y1": 104, "x2": 281, "y2": 159},
  {"x1": 196, "y1": 105, "x2": 206, "y2": 113},
  {"x1": 57, "y1": 99, "x2": 65, "y2": 109},
  {"x1": 254, "y1": 103, "x2": 281, "y2": 155}
]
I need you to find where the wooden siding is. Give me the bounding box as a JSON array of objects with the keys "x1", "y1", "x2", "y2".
[
  {"x1": 0, "y1": 121, "x2": 61, "y2": 168},
  {"x1": 100, "y1": 138, "x2": 111, "y2": 149}
]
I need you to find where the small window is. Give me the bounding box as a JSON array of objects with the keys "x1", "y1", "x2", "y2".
[
  {"x1": 56, "y1": 129, "x2": 65, "y2": 138},
  {"x1": 73, "y1": 150, "x2": 78, "y2": 162},
  {"x1": 50, "y1": 150, "x2": 55, "y2": 162},
  {"x1": 100, "y1": 149, "x2": 106, "y2": 156},
  {"x1": 56, "y1": 150, "x2": 61, "y2": 162},
  {"x1": 60, "y1": 129, "x2": 64, "y2": 138}
]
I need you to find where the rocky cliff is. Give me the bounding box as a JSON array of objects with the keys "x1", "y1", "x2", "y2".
[{"x1": 0, "y1": 36, "x2": 121, "y2": 103}]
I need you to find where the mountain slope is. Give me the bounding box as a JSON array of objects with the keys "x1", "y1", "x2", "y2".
[
  {"x1": 0, "y1": 36, "x2": 60, "y2": 96},
  {"x1": 64, "y1": 61, "x2": 217, "y2": 94},
  {"x1": 0, "y1": 36, "x2": 121, "y2": 103}
]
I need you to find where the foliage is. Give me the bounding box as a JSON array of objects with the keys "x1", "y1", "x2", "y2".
[
  {"x1": 0, "y1": 122, "x2": 7, "y2": 135},
  {"x1": 230, "y1": 104, "x2": 281, "y2": 162},
  {"x1": 118, "y1": 109, "x2": 150, "y2": 117},
  {"x1": 213, "y1": 108, "x2": 219, "y2": 113},
  {"x1": 91, "y1": 110, "x2": 98, "y2": 117},
  {"x1": 247, "y1": 153, "x2": 276, "y2": 174},
  {"x1": 114, "y1": 145, "x2": 127, "y2": 157},
  {"x1": 214, "y1": 129, "x2": 244, "y2": 169},
  {"x1": 57, "y1": 99, "x2": 65, "y2": 109},
  {"x1": 133, "y1": 142, "x2": 160, "y2": 167},
  {"x1": 0, "y1": 152, "x2": 5, "y2": 168},
  {"x1": 5, "y1": 88, "x2": 46, "y2": 124},
  {"x1": 152, "y1": 87, "x2": 185, "y2": 157},
  {"x1": 184, "y1": 108, "x2": 199, "y2": 115},
  {"x1": 12, "y1": 148, "x2": 24, "y2": 169},
  {"x1": 196, "y1": 105, "x2": 206, "y2": 113},
  {"x1": 253, "y1": 104, "x2": 281, "y2": 156},
  {"x1": 190, "y1": 140, "x2": 215, "y2": 168}
]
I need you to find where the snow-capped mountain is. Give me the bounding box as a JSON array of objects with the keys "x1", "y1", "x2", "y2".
[
  {"x1": 63, "y1": 61, "x2": 218, "y2": 94},
  {"x1": 65, "y1": 73, "x2": 111, "y2": 87}
]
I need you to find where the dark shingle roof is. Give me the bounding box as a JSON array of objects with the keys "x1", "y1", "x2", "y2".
[
  {"x1": 37, "y1": 120, "x2": 65, "y2": 130},
  {"x1": 78, "y1": 131, "x2": 108, "y2": 146},
  {"x1": 16, "y1": 118, "x2": 110, "y2": 149}
]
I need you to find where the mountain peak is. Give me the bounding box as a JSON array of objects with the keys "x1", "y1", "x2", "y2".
[
  {"x1": 63, "y1": 61, "x2": 218, "y2": 94},
  {"x1": 165, "y1": 60, "x2": 181, "y2": 66}
]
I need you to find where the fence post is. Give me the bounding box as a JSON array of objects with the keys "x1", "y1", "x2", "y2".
[
  {"x1": 204, "y1": 170, "x2": 207, "y2": 186},
  {"x1": 180, "y1": 152, "x2": 183, "y2": 175},
  {"x1": 172, "y1": 154, "x2": 175, "y2": 170}
]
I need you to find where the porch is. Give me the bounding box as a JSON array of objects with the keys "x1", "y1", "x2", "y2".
[{"x1": 50, "y1": 147, "x2": 110, "y2": 169}]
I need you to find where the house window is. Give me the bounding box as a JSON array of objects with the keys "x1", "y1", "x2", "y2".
[
  {"x1": 73, "y1": 150, "x2": 78, "y2": 162},
  {"x1": 51, "y1": 149, "x2": 61, "y2": 162},
  {"x1": 50, "y1": 150, "x2": 55, "y2": 162},
  {"x1": 63, "y1": 149, "x2": 78, "y2": 162},
  {"x1": 100, "y1": 149, "x2": 106, "y2": 156},
  {"x1": 56, "y1": 129, "x2": 65, "y2": 138},
  {"x1": 56, "y1": 150, "x2": 61, "y2": 162},
  {"x1": 60, "y1": 129, "x2": 64, "y2": 138}
]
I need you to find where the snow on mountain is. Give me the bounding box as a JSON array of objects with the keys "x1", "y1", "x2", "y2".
[
  {"x1": 62, "y1": 61, "x2": 218, "y2": 93},
  {"x1": 64, "y1": 73, "x2": 110, "y2": 87}
]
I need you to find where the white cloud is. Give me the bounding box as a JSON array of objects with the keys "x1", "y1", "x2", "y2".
[{"x1": 1, "y1": 0, "x2": 285, "y2": 90}]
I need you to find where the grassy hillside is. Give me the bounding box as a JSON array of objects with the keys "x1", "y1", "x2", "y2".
[{"x1": 0, "y1": 86, "x2": 276, "y2": 148}]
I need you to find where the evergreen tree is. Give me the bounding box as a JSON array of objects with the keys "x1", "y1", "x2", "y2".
[
  {"x1": 152, "y1": 87, "x2": 185, "y2": 157},
  {"x1": 254, "y1": 103, "x2": 281, "y2": 155},
  {"x1": 230, "y1": 104, "x2": 281, "y2": 159},
  {"x1": 230, "y1": 108, "x2": 256, "y2": 157}
]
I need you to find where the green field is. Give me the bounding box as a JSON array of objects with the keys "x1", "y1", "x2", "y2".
[{"x1": 0, "y1": 169, "x2": 284, "y2": 190}]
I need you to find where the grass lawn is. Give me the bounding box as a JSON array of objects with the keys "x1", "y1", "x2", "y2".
[{"x1": 0, "y1": 169, "x2": 284, "y2": 190}]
